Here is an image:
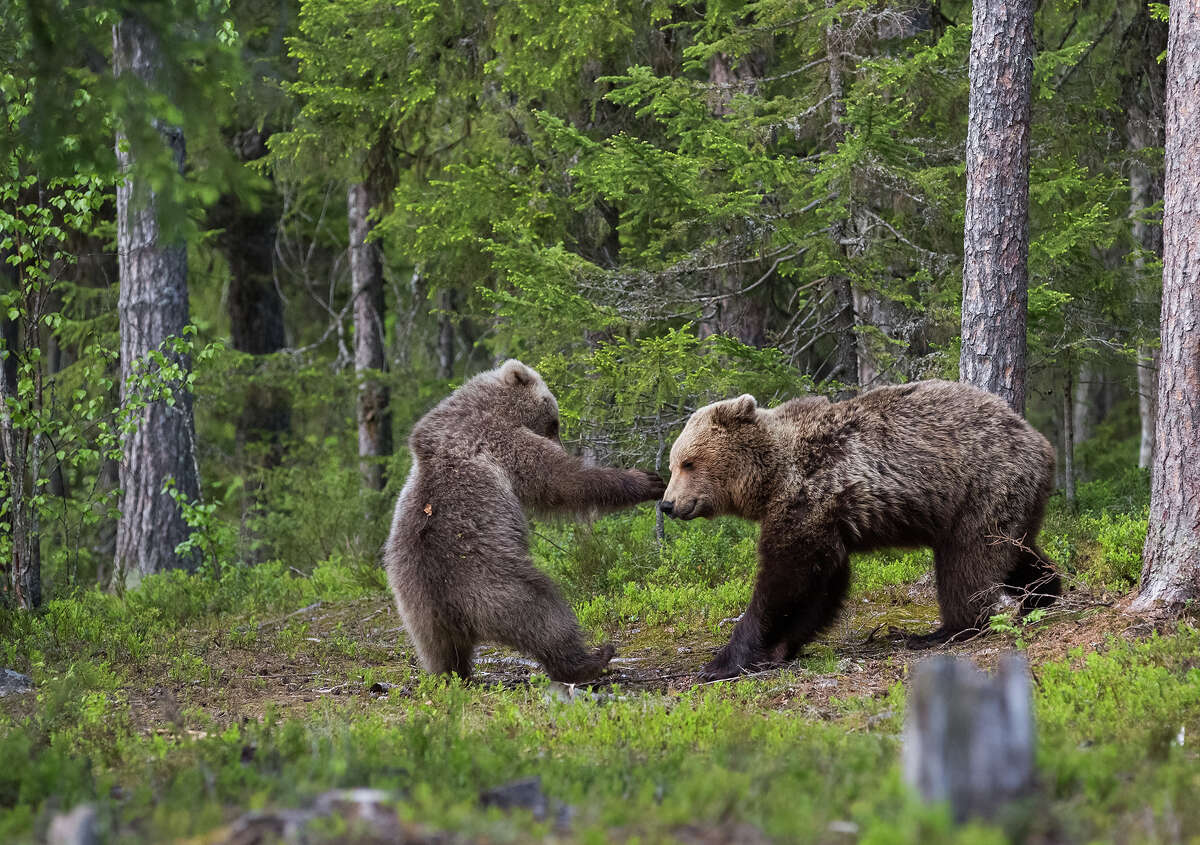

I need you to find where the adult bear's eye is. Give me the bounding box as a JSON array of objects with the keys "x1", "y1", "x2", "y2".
[{"x1": 681, "y1": 460, "x2": 695, "y2": 471}]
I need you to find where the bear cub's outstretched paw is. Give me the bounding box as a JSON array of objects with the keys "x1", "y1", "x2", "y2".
[{"x1": 627, "y1": 469, "x2": 667, "y2": 502}]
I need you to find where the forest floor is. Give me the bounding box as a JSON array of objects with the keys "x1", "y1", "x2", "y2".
[
  {"x1": 110, "y1": 584, "x2": 1136, "y2": 734},
  {"x1": 2, "y1": 546, "x2": 1197, "y2": 845}
]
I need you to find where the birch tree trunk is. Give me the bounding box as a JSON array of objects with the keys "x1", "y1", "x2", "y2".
[
  {"x1": 1136, "y1": 1, "x2": 1200, "y2": 612},
  {"x1": 959, "y1": 0, "x2": 1034, "y2": 415},
  {"x1": 113, "y1": 13, "x2": 202, "y2": 581},
  {"x1": 348, "y1": 181, "x2": 392, "y2": 491},
  {"x1": 0, "y1": 281, "x2": 42, "y2": 608}
]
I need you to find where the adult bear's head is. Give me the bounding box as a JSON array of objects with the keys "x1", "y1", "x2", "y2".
[{"x1": 660, "y1": 394, "x2": 774, "y2": 521}]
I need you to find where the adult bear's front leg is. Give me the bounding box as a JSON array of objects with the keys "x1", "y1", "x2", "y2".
[{"x1": 697, "y1": 523, "x2": 850, "y2": 681}]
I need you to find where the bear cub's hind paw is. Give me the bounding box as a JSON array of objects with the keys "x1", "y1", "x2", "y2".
[{"x1": 549, "y1": 642, "x2": 616, "y2": 685}]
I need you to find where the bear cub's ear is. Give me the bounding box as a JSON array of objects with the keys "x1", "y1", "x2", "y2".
[
  {"x1": 712, "y1": 393, "x2": 758, "y2": 427},
  {"x1": 499, "y1": 359, "x2": 535, "y2": 387}
]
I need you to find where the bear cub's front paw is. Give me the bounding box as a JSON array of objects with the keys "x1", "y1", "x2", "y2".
[{"x1": 628, "y1": 469, "x2": 667, "y2": 501}]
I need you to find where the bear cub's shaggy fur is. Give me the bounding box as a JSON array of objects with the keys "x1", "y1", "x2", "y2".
[
  {"x1": 660, "y1": 380, "x2": 1060, "y2": 681},
  {"x1": 384, "y1": 359, "x2": 665, "y2": 682}
]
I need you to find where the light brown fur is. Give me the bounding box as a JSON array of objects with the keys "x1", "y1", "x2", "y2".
[
  {"x1": 383, "y1": 360, "x2": 665, "y2": 682},
  {"x1": 661, "y1": 380, "x2": 1059, "y2": 680}
]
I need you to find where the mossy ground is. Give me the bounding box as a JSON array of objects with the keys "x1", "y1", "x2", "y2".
[{"x1": 2, "y1": 498, "x2": 1197, "y2": 844}]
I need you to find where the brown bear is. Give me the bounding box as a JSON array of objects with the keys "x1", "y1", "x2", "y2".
[
  {"x1": 384, "y1": 359, "x2": 666, "y2": 683},
  {"x1": 659, "y1": 380, "x2": 1059, "y2": 681}
]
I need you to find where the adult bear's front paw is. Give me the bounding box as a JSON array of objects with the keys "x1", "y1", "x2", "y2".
[
  {"x1": 696, "y1": 646, "x2": 753, "y2": 682},
  {"x1": 696, "y1": 660, "x2": 740, "y2": 682}
]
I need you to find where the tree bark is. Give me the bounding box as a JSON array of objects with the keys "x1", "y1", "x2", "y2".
[
  {"x1": 216, "y1": 128, "x2": 290, "y2": 461},
  {"x1": 437, "y1": 287, "x2": 457, "y2": 380},
  {"x1": 1128, "y1": 100, "x2": 1164, "y2": 470},
  {"x1": 113, "y1": 13, "x2": 202, "y2": 581},
  {"x1": 825, "y1": 5, "x2": 860, "y2": 389},
  {"x1": 1071, "y1": 363, "x2": 1096, "y2": 447},
  {"x1": 348, "y1": 181, "x2": 392, "y2": 491},
  {"x1": 903, "y1": 654, "x2": 1034, "y2": 822},
  {"x1": 1137, "y1": 348, "x2": 1158, "y2": 470},
  {"x1": 1136, "y1": 1, "x2": 1200, "y2": 612},
  {"x1": 958, "y1": 0, "x2": 1034, "y2": 416},
  {"x1": 1063, "y1": 367, "x2": 1075, "y2": 506},
  {"x1": 0, "y1": 288, "x2": 42, "y2": 609},
  {"x1": 698, "y1": 52, "x2": 771, "y2": 349}
]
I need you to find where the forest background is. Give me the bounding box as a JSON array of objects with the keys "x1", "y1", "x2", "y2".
[{"x1": 1, "y1": 0, "x2": 1197, "y2": 842}]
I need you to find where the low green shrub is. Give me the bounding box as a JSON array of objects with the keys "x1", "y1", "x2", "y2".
[{"x1": 1074, "y1": 509, "x2": 1149, "y2": 589}]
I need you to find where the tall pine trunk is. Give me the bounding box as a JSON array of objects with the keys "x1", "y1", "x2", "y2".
[
  {"x1": 113, "y1": 13, "x2": 202, "y2": 581},
  {"x1": 347, "y1": 181, "x2": 392, "y2": 491},
  {"x1": 1135, "y1": 2, "x2": 1200, "y2": 612},
  {"x1": 958, "y1": 0, "x2": 1034, "y2": 415}
]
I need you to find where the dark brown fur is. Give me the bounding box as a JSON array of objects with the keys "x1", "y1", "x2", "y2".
[
  {"x1": 660, "y1": 380, "x2": 1059, "y2": 681},
  {"x1": 384, "y1": 360, "x2": 665, "y2": 682}
]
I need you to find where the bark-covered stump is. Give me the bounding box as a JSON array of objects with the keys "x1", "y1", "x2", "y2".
[{"x1": 902, "y1": 653, "x2": 1034, "y2": 822}]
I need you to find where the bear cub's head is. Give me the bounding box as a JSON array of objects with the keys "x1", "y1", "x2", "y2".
[
  {"x1": 487, "y1": 359, "x2": 561, "y2": 443},
  {"x1": 661, "y1": 393, "x2": 770, "y2": 520}
]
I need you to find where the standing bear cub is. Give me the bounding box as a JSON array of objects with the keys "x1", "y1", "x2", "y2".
[
  {"x1": 384, "y1": 359, "x2": 665, "y2": 683},
  {"x1": 660, "y1": 380, "x2": 1060, "y2": 681}
]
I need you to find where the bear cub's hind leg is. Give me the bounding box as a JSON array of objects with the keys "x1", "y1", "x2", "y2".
[
  {"x1": 482, "y1": 566, "x2": 616, "y2": 684},
  {"x1": 409, "y1": 623, "x2": 476, "y2": 679}
]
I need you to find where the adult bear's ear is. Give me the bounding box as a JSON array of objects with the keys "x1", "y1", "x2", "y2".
[
  {"x1": 499, "y1": 359, "x2": 535, "y2": 387},
  {"x1": 712, "y1": 393, "x2": 758, "y2": 427}
]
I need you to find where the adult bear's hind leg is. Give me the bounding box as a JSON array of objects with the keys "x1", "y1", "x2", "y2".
[
  {"x1": 1004, "y1": 543, "x2": 1060, "y2": 612},
  {"x1": 913, "y1": 540, "x2": 1006, "y2": 648}
]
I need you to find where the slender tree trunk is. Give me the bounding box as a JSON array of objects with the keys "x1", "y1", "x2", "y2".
[
  {"x1": 437, "y1": 287, "x2": 457, "y2": 380},
  {"x1": 958, "y1": 0, "x2": 1034, "y2": 415},
  {"x1": 348, "y1": 181, "x2": 392, "y2": 491},
  {"x1": 214, "y1": 128, "x2": 290, "y2": 560},
  {"x1": 1063, "y1": 367, "x2": 1075, "y2": 506},
  {"x1": 1136, "y1": 1, "x2": 1200, "y2": 612},
  {"x1": 221, "y1": 128, "x2": 290, "y2": 461},
  {"x1": 113, "y1": 13, "x2": 202, "y2": 581},
  {"x1": 699, "y1": 52, "x2": 771, "y2": 348},
  {"x1": 1128, "y1": 101, "x2": 1163, "y2": 470},
  {"x1": 825, "y1": 4, "x2": 859, "y2": 389},
  {"x1": 1071, "y1": 364, "x2": 1093, "y2": 447},
  {"x1": 1137, "y1": 349, "x2": 1159, "y2": 469},
  {"x1": 0, "y1": 298, "x2": 41, "y2": 608}
]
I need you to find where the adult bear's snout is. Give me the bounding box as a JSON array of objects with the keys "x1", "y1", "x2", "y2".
[{"x1": 658, "y1": 499, "x2": 675, "y2": 517}]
